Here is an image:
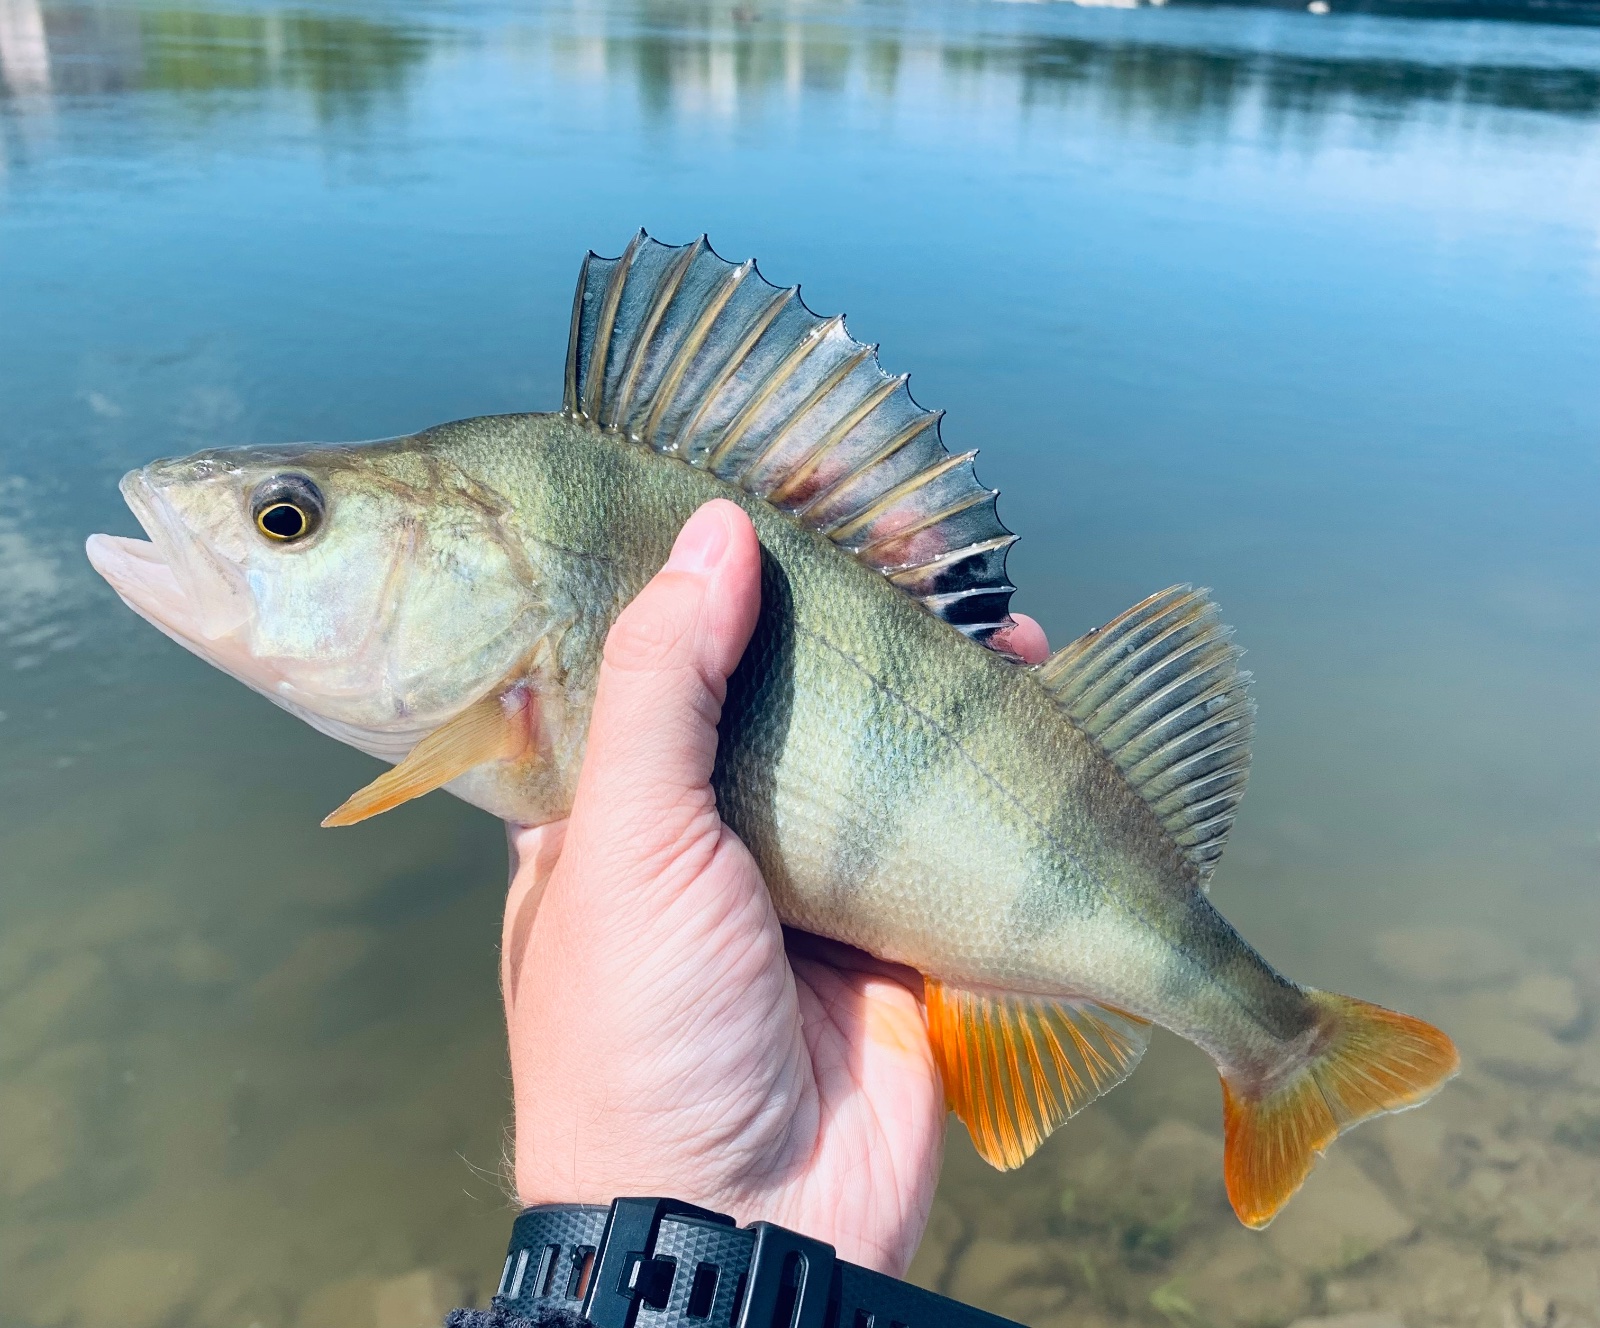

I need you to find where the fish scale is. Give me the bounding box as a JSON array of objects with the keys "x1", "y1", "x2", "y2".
[{"x1": 87, "y1": 231, "x2": 1458, "y2": 1229}]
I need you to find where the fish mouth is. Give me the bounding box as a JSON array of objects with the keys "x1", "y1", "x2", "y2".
[
  {"x1": 85, "y1": 531, "x2": 192, "y2": 635},
  {"x1": 86, "y1": 468, "x2": 254, "y2": 665},
  {"x1": 88, "y1": 528, "x2": 284, "y2": 716}
]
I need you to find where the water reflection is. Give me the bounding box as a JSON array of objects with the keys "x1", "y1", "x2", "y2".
[
  {"x1": 586, "y1": 0, "x2": 1600, "y2": 126},
  {"x1": 0, "y1": 0, "x2": 428, "y2": 112},
  {"x1": 5, "y1": 0, "x2": 1599, "y2": 164},
  {"x1": 966, "y1": 30, "x2": 1600, "y2": 119},
  {"x1": 0, "y1": 0, "x2": 53, "y2": 98}
]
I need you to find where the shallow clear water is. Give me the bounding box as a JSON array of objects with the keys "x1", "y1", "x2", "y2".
[{"x1": 3, "y1": 0, "x2": 1599, "y2": 1324}]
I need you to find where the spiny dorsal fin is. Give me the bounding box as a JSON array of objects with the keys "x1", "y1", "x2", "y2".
[
  {"x1": 565, "y1": 231, "x2": 1018, "y2": 652},
  {"x1": 924, "y1": 977, "x2": 1151, "y2": 1170},
  {"x1": 1039, "y1": 586, "x2": 1254, "y2": 886}
]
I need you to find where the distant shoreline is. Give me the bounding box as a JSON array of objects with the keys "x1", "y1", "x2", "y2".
[{"x1": 1160, "y1": 0, "x2": 1600, "y2": 24}]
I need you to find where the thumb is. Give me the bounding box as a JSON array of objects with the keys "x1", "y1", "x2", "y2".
[{"x1": 562, "y1": 499, "x2": 762, "y2": 883}]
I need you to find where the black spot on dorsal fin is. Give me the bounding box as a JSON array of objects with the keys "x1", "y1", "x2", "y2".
[{"x1": 564, "y1": 230, "x2": 1019, "y2": 653}]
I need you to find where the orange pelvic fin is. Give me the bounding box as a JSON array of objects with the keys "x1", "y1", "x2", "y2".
[
  {"x1": 1222, "y1": 992, "x2": 1459, "y2": 1228},
  {"x1": 322, "y1": 689, "x2": 532, "y2": 828},
  {"x1": 924, "y1": 977, "x2": 1151, "y2": 1170}
]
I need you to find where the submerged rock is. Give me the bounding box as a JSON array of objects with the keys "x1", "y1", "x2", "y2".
[
  {"x1": 1129, "y1": 1119, "x2": 1225, "y2": 1205},
  {"x1": 0, "y1": 951, "x2": 115, "y2": 1067},
  {"x1": 1517, "y1": 1250, "x2": 1600, "y2": 1321},
  {"x1": 0, "y1": 1042, "x2": 106, "y2": 1203},
  {"x1": 255, "y1": 928, "x2": 375, "y2": 1007},
  {"x1": 1266, "y1": 1153, "x2": 1414, "y2": 1273},
  {"x1": 194, "y1": 1278, "x2": 293, "y2": 1328},
  {"x1": 1508, "y1": 973, "x2": 1585, "y2": 1038},
  {"x1": 70, "y1": 1248, "x2": 200, "y2": 1328},
  {"x1": 295, "y1": 1275, "x2": 382, "y2": 1328},
  {"x1": 1492, "y1": 1148, "x2": 1600, "y2": 1254},
  {"x1": 1385, "y1": 1238, "x2": 1493, "y2": 1322},
  {"x1": 0, "y1": 919, "x2": 51, "y2": 997},
  {"x1": 1501, "y1": 1285, "x2": 1561, "y2": 1328},
  {"x1": 374, "y1": 1269, "x2": 474, "y2": 1328},
  {"x1": 1372, "y1": 927, "x2": 1522, "y2": 990},
  {"x1": 947, "y1": 1236, "x2": 1057, "y2": 1312},
  {"x1": 1455, "y1": 994, "x2": 1577, "y2": 1083},
  {"x1": 48, "y1": 885, "x2": 186, "y2": 952},
  {"x1": 1551, "y1": 1105, "x2": 1600, "y2": 1157},
  {"x1": 1573, "y1": 1035, "x2": 1600, "y2": 1094},
  {"x1": 987, "y1": 1281, "x2": 1070, "y2": 1323},
  {"x1": 1055, "y1": 1143, "x2": 1128, "y2": 1219},
  {"x1": 1374, "y1": 1108, "x2": 1452, "y2": 1199},
  {"x1": 0, "y1": 1073, "x2": 73, "y2": 1200},
  {"x1": 165, "y1": 932, "x2": 237, "y2": 988},
  {"x1": 1286, "y1": 1314, "x2": 1405, "y2": 1328},
  {"x1": 1181, "y1": 1227, "x2": 1310, "y2": 1325}
]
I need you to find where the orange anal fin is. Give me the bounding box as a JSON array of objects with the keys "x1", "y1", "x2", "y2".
[
  {"x1": 923, "y1": 977, "x2": 1151, "y2": 1171},
  {"x1": 1222, "y1": 993, "x2": 1459, "y2": 1229},
  {"x1": 322, "y1": 688, "x2": 533, "y2": 828}
]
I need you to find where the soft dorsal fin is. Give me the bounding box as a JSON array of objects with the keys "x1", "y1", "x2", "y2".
[
  {"x1": 1039, "y1": 586, "x2": 1254, "y2": 886},
  {"x1": 565, "y1": 231, "x2": 1019, "y2": 652}
]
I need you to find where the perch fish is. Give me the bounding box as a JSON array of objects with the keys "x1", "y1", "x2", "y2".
[{"x1": 87, "y1": 233, "x2": 1458, "y2": 1227}]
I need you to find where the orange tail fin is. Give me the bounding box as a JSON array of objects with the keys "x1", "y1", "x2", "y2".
[{"x1": 1221, "y1": 992, "x2": 1458, "y2": 1228}]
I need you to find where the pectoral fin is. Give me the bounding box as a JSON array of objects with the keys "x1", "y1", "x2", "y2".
[
  {"x1": 322, "y1": 690, "x2": 531, "y2": 828},
  {"x1": 924, "y1": 977, "x2": 1150, "y2": 1170}
]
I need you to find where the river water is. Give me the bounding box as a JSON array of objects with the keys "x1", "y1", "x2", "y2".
[{"x1": 2, "y1": 1, "x2": 1598, "y2": 1325}]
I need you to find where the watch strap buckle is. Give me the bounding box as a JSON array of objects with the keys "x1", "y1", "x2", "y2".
[
  {"x1": 736, "y1": 1223, "x2": 836, "y2": 1328},
  {"x1": 584, "y1": 1197, "x2": 735, "y2": 1328}
]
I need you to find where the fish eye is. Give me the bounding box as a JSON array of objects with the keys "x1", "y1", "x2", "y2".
[{"x1": 250, "y1": 474, "x2": 325, "y2": 544}]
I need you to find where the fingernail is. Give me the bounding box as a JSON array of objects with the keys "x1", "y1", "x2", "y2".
[{"x1": 665, "y1": 504, "x2": 730, "y2": 575}]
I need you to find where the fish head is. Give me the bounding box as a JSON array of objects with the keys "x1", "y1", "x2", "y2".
[{"x1": 87, "y1": 438, "x2": 544, "y2": 758}]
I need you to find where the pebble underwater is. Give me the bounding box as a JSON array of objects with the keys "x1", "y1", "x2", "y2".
[{"x1": 86, "y1": 232, "x2": 1460, "y2": 1229}]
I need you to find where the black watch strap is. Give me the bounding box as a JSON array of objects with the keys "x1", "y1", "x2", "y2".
[{"x1": 492, "y1": 1198, "x2": 1025, "y2": 1328}]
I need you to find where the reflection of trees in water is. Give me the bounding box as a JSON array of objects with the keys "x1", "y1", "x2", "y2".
[
  {"x1": 594, "y1": 0, "x2": 1600, "y2": 126},
  {"x1": 4, "y1": 0, "x2": 1599, "y2": 134},
  {"x1": 138, "y1": 9, "x2": 427, "y2": 117},
  {"x1": 998, "y1": 35, "x2": 1600, "y2": 121},
  {"x1": 0, "y1": 1, "x2": 428, "y2": 120},
  {"x1": 596, "y1": 0, "x2": 856, "y2": 114}
]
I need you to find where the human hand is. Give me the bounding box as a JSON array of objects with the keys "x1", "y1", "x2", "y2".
[{"x1": 500, "y1": 500, "x2": 1049, "y2": 1275}]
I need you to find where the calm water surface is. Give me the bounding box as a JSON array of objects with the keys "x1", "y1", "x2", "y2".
[{"x1": 2, "y1": 0, "x2": 1599, "y2": 1325}]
